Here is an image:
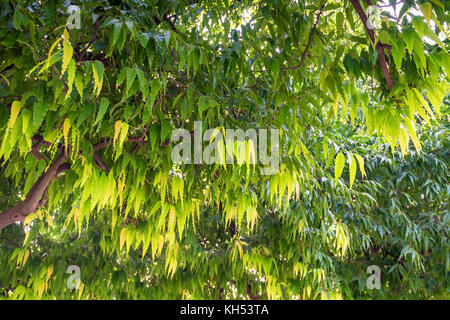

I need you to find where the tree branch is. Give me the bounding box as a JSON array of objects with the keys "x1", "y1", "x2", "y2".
[
  {"x1": 0, "y1": 133, "x2": 150, "y2": 230},
  {"x1": 31, "y1": 135, "x2": 49, "y2": 163},
  {"x1": 282, "y1": 1, "x2": 327, "y2": 70},
  {"x1": 349, "y1": 0, "x2": 394, "y2": 91},
  {"x1": 0, "y1": 153, "x2": 68, "y2": 231},
  {"x1": 93, "y1": 152, "x2": 110, "y2": 172}
]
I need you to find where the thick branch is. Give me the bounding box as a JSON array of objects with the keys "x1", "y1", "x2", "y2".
[
  {"x1": 31, "y1": 135, "x2": 49, "y2": 163},
  {"x1": 0, "y1": 133, "x2": 149, "y2": 230},
  {"x1": 349, "y1": 0, "x2": 394, "y2": 91},
  {"x1": 0, "y1": 153, "x2": 67, "y2": 231},
  {"x1": 93, "y1": 152, "x2": 110, "y2": 172}
]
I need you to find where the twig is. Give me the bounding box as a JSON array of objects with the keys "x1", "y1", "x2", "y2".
[{"x1": 282, "y1": 1, "x2": 327, "y2": 70}]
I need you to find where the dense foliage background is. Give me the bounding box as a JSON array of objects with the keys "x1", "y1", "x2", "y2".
[{"x1": 0, "y1": 0, "x2": 448, "y2": 299}]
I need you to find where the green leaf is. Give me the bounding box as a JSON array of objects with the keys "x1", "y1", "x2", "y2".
[
  {"x1": 136, "y1": 68, "x2": 149, "y2": 99},
  {"x1": 126, "y1": 67, "x2": 137, "y2": 94},
  {"x1": 33, "y1": 101, "x2": 48, "y2": 128},
  {"x1": 392, "y1": 41, "x2": 405, "y2": 70},
  {"x1": 111, "y1": 22, "x2": 123, "y2": 49},
  {"x1": 75, "y1": 72, "x2": 84, "y2": 98},
  {"x1": 149, "y1": 124, "x2": 159, "y2": 150},
  {"x1": 402, "y1": 28, "x2": 416, "y2": 55},
  {"x1": 149, "y1": 78, "x2": 160, "y2": 108},
  {"x1": 161, "y1": 121, "x2": 170, "y2": 143},
  {"x1": 95, "y1": 98, "x2": 110, "y2": 125},
  {"x1": 13, "y1": 10, "x2": 22, "y2": 30},
  {"x1": 198, "y1": 96, "x2": 209, "y2": 114}
]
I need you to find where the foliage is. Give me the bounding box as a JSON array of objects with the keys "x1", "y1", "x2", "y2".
[{"x1": 0, "y1": 0, "x2": 449, "y2": 299}]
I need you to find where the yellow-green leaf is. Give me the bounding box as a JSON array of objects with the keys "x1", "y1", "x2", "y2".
[
  {"x1": 334, "y1": 152, "x2": 345, "y2": 181},
  {"x1": 114, "y1": 120, "x2": 122, "y2": 145},
  {"x1": 119, "y1": 228, "x2": 128, "y2": 250},
  {"x1": 61, "y1": 40, "x2": 73, "y2": 76},
  {"x1": 419, "y1": 2, "x2": 432, "y2": 24},
  {"x1": 349, "y1": 155, "x2": 357, "y2": 189},
  {"x1": 412, "y1": 88, "x2": 434, "y2": 118},
  {"x1": 398, "y1": 127, "x2": 410, "y2": 157},
  {"x1": 65, "y1": 59, "x2": 76, "y2": 99},
  {"x1": 8, "y1": 101, "x2": 22, "y2": 129},
  {"x1": 63, "y1": 118, "x2": 71, "y2": 155},
  {"x1": 404, "y1": 118, "x2": 421, "y2": 152},
  {"x1": 354, "y1": 154, "x2": 366, "y2": 178},
  {"x1": 430, "y1": 0, "x2": 444, "y2": 9},
  {"x1": 47, "y1": 38, "x2": 62, "y2": 69}
]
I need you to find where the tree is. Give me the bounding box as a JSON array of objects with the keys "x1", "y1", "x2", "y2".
[{"x1": 0, "y1": 0, "x2": 448, "y2": 299}]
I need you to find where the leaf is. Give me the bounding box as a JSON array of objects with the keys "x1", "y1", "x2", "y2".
[
  {"x1": 45, "y1": 265, "x2": 54, "y2": 283},
  {"x1": 119, "y1": 122, "x2": 129, "y2": 148},
  {"x1": 161, "y1": 121, "x2": 170, "y2": 143},
  {"x1": 168, "y1": 205, "x2": 176, "y2": 233},
  {"x1": 47, "y1": 38, "x2": 62, "y2": 70},
  {"x1": 63, "y1": 118, "x2": 71, "y2": 155},
  {"x1": 398, "y1": 127, "x2": 410, "y2": 157},
  {"x1": 413, "y1": 38, "x2": 427, "y2": 72},
  {"x1": 119, "y1": 228, "x2": 128, "y2": 250},
  {"x1": 92, "y1": 61, "x2": 104, "y2": 96},
  {"x1": 22, "y1": 250, "x2": 30, "y2": 267},
  {"x1": 126, "y1": 67, "x2": 137, "y2": 94},
  {"x1": 419, "y1": 2, "x2": 432, "y2": 24},
  {"x1": 198, "y1": 95, "x2": 209, "y2": 114},
  {"x1": 61, "y1": 40, "x2": 73, "y2": 75},
  {"x1": 149, "y1": 78, "x2": 160, "y2": 107},
  {"x1": 392, "y1": 41, "x2": 405, "y2": 71},
  {"x1": 0, "y1": 73, "x2": 10, "y2": 86},
  {"x1": 404, "y1": 118, "x2": 421, "y2": 152},
  {"x1": 8, "y1": 101, "x2": 22, "y2": 129},
  {"x1": 95, "y1": 98, "x2": 110, "y2": 125},
  {"x1": 75, "y1": 72, "x2": 84, "y2": 98},
  {"x1": 412, "y1": 88, "x2": 434, "y2": 118},
  {"x1": 149, "y1": 124, "x2": 158, "y2": 149},
  {"x1": 322, "y1": 138, "x2": 329, "y2": 162},
  {"x1": 334, "y1": 152, "x2": 345, "y2": 181},
  {"x1": 402, "y1": 28, "x2": 416, "y2": 55},
  {"x1": 111, "y1": 22, "x2": 123, "y2": 48},
  {"x1": 114, "y1": 120, "x2": 122, "y2": 145},
  {"x1": 354, "y1": 154, "x2": 366, "y2": 178},
  {"x1": 33, "y1": 101, "x2": 48, "y2": 128},
  {"x1": 430, "y1": 0, "x2": 444, "y2": 8},
  {"x1": 65, "y1": 59, "x2": 76, "y2": 99},
  {"x1": 13, "y1": 9, "x2": 22, "y2": 29},
  {"x1": 136, "y1": 68, "x2": 149, "y2": 99},
  {"x1": 21, "y1": 109, "x2": 31, "y2": 133},
  {"x1": 349, "y1": 155, "x2": 357, "y2": 189}
]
